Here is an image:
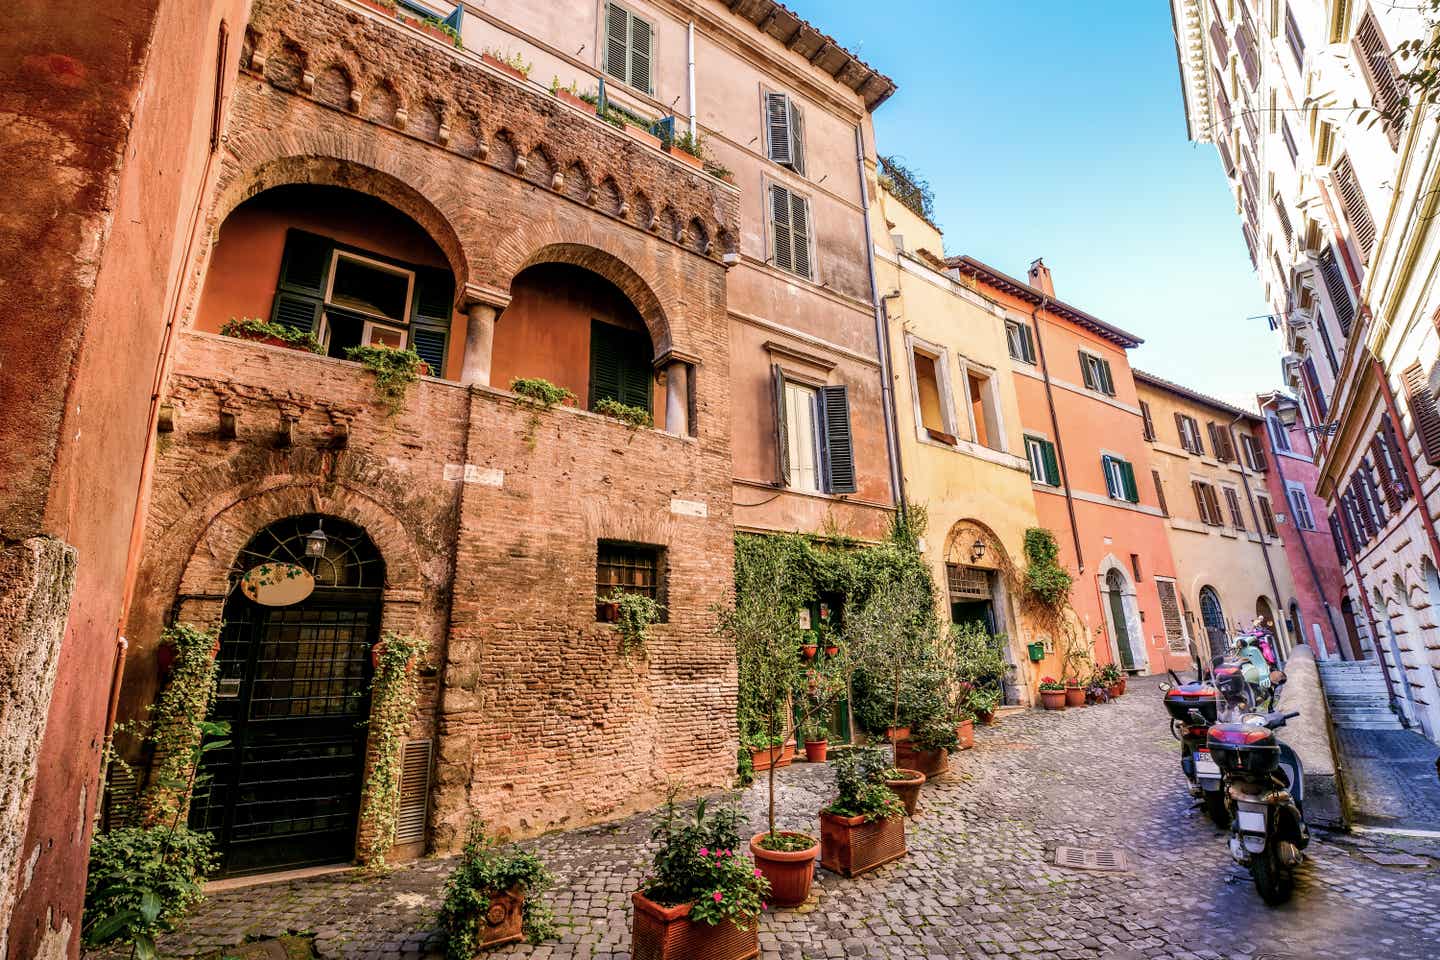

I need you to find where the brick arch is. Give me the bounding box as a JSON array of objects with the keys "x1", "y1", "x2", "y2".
[
  {"x1": 176, "y1": 483, "x2": 426, "y2": 598},
  {"x1": 942, "y1": 518, "x2": 1012, "y2": 571},
  {"x1": 501, "y1": 235, "x2": 688, "y2": 359},
  {"x1": 213, "y1": 137, "x2": 474, "y2": 300}
]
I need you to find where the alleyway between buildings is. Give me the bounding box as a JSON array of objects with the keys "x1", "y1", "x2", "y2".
[{"x1": 114, "y1": 679, "x2": 1440, "y2": 960}]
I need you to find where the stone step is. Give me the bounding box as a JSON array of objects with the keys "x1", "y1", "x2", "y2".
[{"x1": 1332, "y1": 719, "x2": 1406, "y2": 730}]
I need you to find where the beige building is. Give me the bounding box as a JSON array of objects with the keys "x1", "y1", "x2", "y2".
[
  {"x1": 1135, "y1": 371, "x2": 1300, "y2": 661},
  {"x1": 870, "y1": 176, "x2": 1048, "y2": 703}
]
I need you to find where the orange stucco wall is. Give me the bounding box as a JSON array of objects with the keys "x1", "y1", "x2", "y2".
[{"x1": 986, "y1": 283, "x2": 1190, "y2": 675}]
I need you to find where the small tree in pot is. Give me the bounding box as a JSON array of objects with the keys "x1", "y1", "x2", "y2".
[{"x1": 819, "y1": 745, "x2": 907, "y2": 877}]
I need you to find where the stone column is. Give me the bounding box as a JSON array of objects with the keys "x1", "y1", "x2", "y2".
[
  {"x1": 664, "y1": 361, "x2": 689, "y2": 437},
  {"x1": 461, "y1": 302, "x2": 498, "y2": 387}
]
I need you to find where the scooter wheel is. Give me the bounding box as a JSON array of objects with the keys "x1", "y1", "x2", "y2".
[
  {"x1": 1251, "y1": 842, "x2": 1295, "y2": 905},
  {"x1": 1204, "y1": 790, "x2": 1230, "y2": 828}
]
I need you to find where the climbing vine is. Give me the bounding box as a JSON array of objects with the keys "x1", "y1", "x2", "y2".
[
  {"x1": 604, "y1": 589, "x2": 663, "y2": 659},
  {"x1": 358, "y1": 632, "x2": 429, "y2": 871},
  {"x1": 346, "y1": 345, "x2": 427, "y2": 415},
  {"x1": 136, "y1": 623, "x2": 221, "y2": 827}
]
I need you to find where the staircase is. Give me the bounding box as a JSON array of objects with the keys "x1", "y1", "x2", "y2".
[{"x1": 1317, "y1": 659, "x2": 1405, "y2": 730}]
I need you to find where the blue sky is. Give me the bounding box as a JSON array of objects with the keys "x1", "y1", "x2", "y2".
[{"x1": 787, "y1": 0, "x2": 1278, "y2": 408}]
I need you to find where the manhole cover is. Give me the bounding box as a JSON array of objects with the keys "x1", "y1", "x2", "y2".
[{"x1": 1054, "y1": 845, "x2": 1129, "y2": 871}]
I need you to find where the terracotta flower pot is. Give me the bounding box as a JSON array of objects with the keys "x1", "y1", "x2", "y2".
[
  {"x1": 624, "y1": 124, "x2": 664, "y2": 150},
  {"x1": 819, "y1": 810, "x2": 906, "y2": 877},
  {"x1": 1040, "y1": 689, "x2": 1067, "y2": 710},
  {"x1": 749, "y1": 831, "x2": 818, "y2": 907},
  {"x1": 666, "y1": 145, "x2": 705, "y2": 169},
  {"x1": 1108, "y1": 682, "x2": 1123, "y2": 699},
  {"x1": 954, "y1": 718, "x2": 975, "y2": 750},
  {"x1": 1064, "y1": 685, "x2": 1085, "y2": 707},
  {"x1": 355, "y1": 0, "x2": 397, "y2": 15},
  {"x1": 883, "y1": 769, "x2": 926, "y2": 817},
  {"x1": 471, "y1": 884, "x2": 525, "y2": 951},
  {"x1": 803, "y1": 739, "x2": 828, "y2": 763},
  {"x1": 893, "y1": 741, "x2": 948, "y2": 779},
  {"x1": 481, "y1": 53, "x2": 528, "y2": 83},
  {"x1": 976, "y1": 709, "x2": 996, "y2": 726},
  {"x1": 597, "y1": 601, "x2": 620, "y2": 623},
  {"x1": 883, "y1": 725, "x2": 910, "y2": 743},
  {"x1": 800, "y1": 644, "x2": 817, "y2": 660},
  {"x1": 824, "y1": 645, "x2": 839, "y2": 657},
  {"x1": 630, "y1": 891, "x2": 758, "y2": 960},
  {"x1": 749, "y1": 741, "x2": 793, "y2": 773},
  {"x1": 555, "y1": 89, "x2": 590, "y2": 111}
]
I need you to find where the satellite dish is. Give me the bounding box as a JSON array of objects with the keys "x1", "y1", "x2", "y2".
[{"x1": 240, "y1": 562, "x2": 315, "y2": 607}]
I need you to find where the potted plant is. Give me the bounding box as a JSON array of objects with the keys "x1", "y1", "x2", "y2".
[
  {"x1": 800, "y1": 630, "x2": 817, "y2": 661},
  {"x1": 666, "y1": 129, "x2": 706, "y2": 170},
  {"x1": 817, "y1": 621, "x2": 839, "y2": 658},
  {"x1": 800, "y1": 717, "x2": 828, "y2": 763},
  {"x1": 481, "y1": 49, "x2": 531, "y2": 82},
  {"x1": 954, "y1": 709, "x2": 975, "y2": 750},
  {"x1": 1038, "y1": 676, "x2": 1067, "y2": 710},
  {"x1": 549, "y1": 76, "x2": 590, "y2": 111},
  {"x1": 703, "y1": 160, "x2": 735, "y2": 184},
  {"x1": 1098, "y1": 663, "x2": 1124, "y2": 698},
  {"x1": 632, "y1": 797, "x2": 768, "y2": 960},
  {"x1": 1063, "y1": 677, "x2": 1085, "y2": 708},
  {"x1": 881, "y1": 767, "x2": 926, "y2": 817},
  {"x1": 819, "y1": 745, "x2": 907, "y2": 878},
  {"x1": 219, "y1": 316, "x2": 323, "y2": 354},
  {"x1": 356, "y1": 0, "x2": 397, "y2": 15},
  {"x1": 437, "y1": 825, "x2": 555, "y2": 956},
  {"x1": 895, "y1": 720, "x2": 955, "y2": 780},
  {"x1": 1085, "y1": 676, "x2": 1112, "y2": 705},
  {"x1": 967, "y1": 686, "x2": 1001, "y2": 725},
  {"x1": 596, "y1": 599, "x2": 620, "y2": 623},
  {"x1": 743, "y1": 732, "x2": 792, "y2": 773}
]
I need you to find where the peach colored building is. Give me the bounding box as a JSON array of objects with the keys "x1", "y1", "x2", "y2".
[{"x1": 950, "y1": 258, "x2": 1191, "y2": 676}]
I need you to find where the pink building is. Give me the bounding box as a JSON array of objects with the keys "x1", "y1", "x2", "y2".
[{"x1": 1257, "y1": 391, "x2": 1356, "y2": 660}]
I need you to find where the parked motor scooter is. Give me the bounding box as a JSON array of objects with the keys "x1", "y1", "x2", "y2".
[
  {"x1": 1161, "y1": 671, "x2": 1227, "y2": 825},
  {"x1": 1208, "y1": 663, "x2": 1309, "y2": 905}
]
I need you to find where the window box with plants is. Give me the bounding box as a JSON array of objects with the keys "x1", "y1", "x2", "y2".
[
  {"x1": 437, "y1": 825, "x2": 555, "y2": 957},
  {"x1": 819, "y1": 745, "x2": 907, "y2": 878},
  {"x1": 631, "y1": 797, "x2": 767, "y2": 960},
  {"x1": 481, "y1": 49, "x2": 531, "y2": 83},
  {"x1": 220, "y1": 317, "x2": 323, "y2": 354},
  {"x1": 1038, "y1": 676, "x2": 1067, "y2": 710},
  {"x1": 665, "y1": 130, "x2": 706, "y2": 170},
  {"x1": 549, "y1": 77, "x2": 591, "y2": 112},
  {"x1": 597, "y1": 588, "x2": 662, "y2": 661}
]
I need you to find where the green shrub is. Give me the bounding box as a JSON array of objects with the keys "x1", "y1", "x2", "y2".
[
  {"x1": 1022, "y1": 528, "x2": 1072, "y2": 607},
  {"x1": 345, "y1": 345, "x2": 426, "y2": 415},
  {"x1": 82, "y1": 826, "x2": 217, "y2": 958},
  {"x1": 438, "y1": 825, "x2": 556, "y2": 959},
  {"x1": 510, "y1": 377, "x2": 576, "y2": 408},
  {"x1": 219, "y1": 316, "x2": 322, "y2": 354},
  {"x1": 593, "y1": 397, "x2": 653, "y2": 429}
]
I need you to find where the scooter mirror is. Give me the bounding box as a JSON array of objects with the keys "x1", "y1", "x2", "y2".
[{"x1": 1159, "y1": 682, "x2": 1173, "y2": 692}]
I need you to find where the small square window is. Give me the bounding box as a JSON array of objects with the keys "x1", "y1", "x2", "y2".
[{"x1": 596, "y1": 540, "x2": 666, "y2": 619}]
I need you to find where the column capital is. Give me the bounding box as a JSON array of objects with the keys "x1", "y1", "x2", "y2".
[
  {"x1": 655, "y1": 348, "x2": 702, "y2": 369},
  {"x1": 462, "y1": 283, "x2": 511, "y2": 312}
]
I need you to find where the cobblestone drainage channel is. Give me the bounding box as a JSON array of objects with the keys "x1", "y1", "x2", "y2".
[
  {"x1": 196, "y1": 934, "x2": 318, "y2": 960},
  {"x1": 1054, "y1": 845, "x2": 1129, "y2": 871}
]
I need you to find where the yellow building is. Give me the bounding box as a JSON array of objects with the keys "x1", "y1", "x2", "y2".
[
  {"x1": 1134, "y1": 371, "x2": 1300, "y2": 661},
  {"x1": 870, "y1": 177, "x2": 1050, "y2": 704}
]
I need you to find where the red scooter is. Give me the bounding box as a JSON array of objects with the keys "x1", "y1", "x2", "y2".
[{"x1": 1162, "y1": 671, "x2": 1226, "y2": 825}]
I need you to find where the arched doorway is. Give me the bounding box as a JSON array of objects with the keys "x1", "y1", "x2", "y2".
[
  {"x1": 1287, "y1": 601, "x2": 1312, "y2": 660},
  {"x1": 942, "y1": 521, "x2": 1019, "y2": 703},
  {"x1": 189, "y1": 515, "x2": 385, "y2": 877},
  {"x1": 1199, "y1": 586, "x2": 1227, "y2": 662},
  {"x1": 1104, "y1": 568, "x2": 1141, "y2": 673},
  {"x1": 1255, "y1": 596, "x2": 1282, "y2": 658}
]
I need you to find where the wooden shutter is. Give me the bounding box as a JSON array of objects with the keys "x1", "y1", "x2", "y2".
[
  {"x1": 410, "y1": 266, "x2": 452, "y2": 378},
  {"x1": 395, "y1": 739, "x2": 433, "y2": 845},
  {"x1": 589, "y1": 320, "x2": 652, "y2": 412},
  {"x1": 1119, "y1": 460, "x2": 1139, "y2": 503},
  {"x1": 1403, "y1": 361, "x2": 1440, "y2": 466},
  {"x1": 271, "y1": 229, "x2": 332, "y2": 333},
  {"x1": 1224, "y1": 487, "x2": 1245, "y2": 529},
  {"x1": 789, "y1": 100, "x2": 806, "y2": 176},
  {"x1": 1207, "y1": 423, "x2": 1225, "y2": 461},
  {"x1": 1330, "y1": 514, "x2": 1349, "y2": 564},
  {"x1": 1102, "y1": 455, "x2": 1117, "y2": 498},
  {"x1": 770, "y1": 184, "x2": 794, "y2": 274},
  {"x1": 1353, "y1": 11, "x2": 1403, "y2": 148},
  {"x1": 789, "y1": 191, "x2": 812, "y2": 279},
  {"x1": 1303, "y1": 357, "x2": 1329, "y2": 419},
  {"x1": 1258, "y1": 496, "x2": 1277, "y2": 537},
  {"x1": 1020, "y1": 323, "x2": 1036, "y2": 363},
  {"x1": 1381, "y1": 416, "x2": 1412, "y2": 502},
  {"x1": 1284, "y1": 4, "x2": 1305, "y2": 66},
  {"x1": 772, "y1": 364, "x2": 790, "y2": 486},
  {"x1": 1174, "y1": 412, "x2": 1189, "y2": 452},
  {"x1": 1098, "y1": 357, "x2": 1115, "y2": 395},
  {"x1": 1370, "y1": 436, "x2": 1402, "y2": 512},
  {"x1": 1332, "y1": 155, "x2": 1376, "y2": 262},
  {"x1": 765, "y1": 92, "x2": 793, "y2": 166},
  {"x1": 1079, "y1": 352, "x2": 1096, "y2": 390},
  {"x1": 818, "y1": 384, "x2": 856, "y2": 494},
  {"x1": 1193, "y1": 480, "x2": 1212, "y2": 524},
  {"x1": 1318, "y1": 246, "x2": 1355, "y2": 337},
  {"x1": 1152, "y1": 470, "x2": 1169, "y2": 516},
  {"x1": 1041, "y1": 439, "x2": 1060, "y2": 486},
  {"x1": 1140, "y1": 400, "x2": 1155, "y2": 441},
  {"x1": 604, "y1": 3, "x2": 630, "y2": 85},
  {"x1": 1352, "y1": 473, "x2": 1377, "y2": 538},
  {"x1": 629, "y1": 13, "x2": 652, "y2": 94},
  {"x1": 1361, "y1": 457, "x2": 1388, "y2": 525},
  {"x1": 1204, "y1": 485, "x2": 1223, "y2": 526},
  {"x1": 1156, "y1": 580, "x2": 1188, "y2": 653}
]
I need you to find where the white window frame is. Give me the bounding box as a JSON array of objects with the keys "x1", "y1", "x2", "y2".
[
  {"x1": 320, "y1": 249, "x2": 415, "y2": 352},
  {"x1": 1286, "y1": 481, "x2": 1316, "y2": 530},
  {"x1": 1079, "y1": 350, "x2": 1116, "y2": 396},
  {"x1": 1005, "y1": 319, "x2": 1036, "y2": 365},
  {"x1": 959, "y1": 359, "x2": 1008, "y2": 453},
  {"x1": 906, "y1": 335, "x2": 958, "y2": 444},
  {"x1": 782, "y1": 379, "x2": 823, "y2": 494}
]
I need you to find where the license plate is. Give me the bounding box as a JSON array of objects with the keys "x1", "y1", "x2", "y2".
[
  {"x1": 1195, "y1": 750, "x2": 1220, "y2": 778},
  {"x1": 1237, "y1": 808, "x2": 1268, "y2": 834}
]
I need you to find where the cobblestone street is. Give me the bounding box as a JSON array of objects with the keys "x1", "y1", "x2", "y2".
[{"x1": 125, "y1": 678, "x2": 1440, "y2": 960}]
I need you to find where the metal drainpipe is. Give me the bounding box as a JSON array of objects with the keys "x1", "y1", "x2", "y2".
[
  {"x1": 1264, "y1": 406, "x2": 1344, "y2": 656},
  {"x1": 686, "y1": 22, "x2": 696, "y2": 139},
  {"x1": 1029, "y1": 299, "x2": 1083, "y2": 574},
  {"x1": 1228, "y1": 416, "x2": 1291, "y2": 662},
  {"x1": 856, "y1": 124, "x2": 906, "y2": 514}
]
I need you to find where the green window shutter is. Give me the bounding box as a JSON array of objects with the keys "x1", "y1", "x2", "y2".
[
  {"x1": 410, "y1": 266, "x2": 453, "y2": 378},
  {"x1": 773, "y1": 365, "x2": 790, "y2": 486},
  {"x1": 1119, "y1": 460, "x2": 1138, "y2": 502},
  {"x1": 1041, "y1": 439, "x2": 1060, "y2": 486},
  {"x1": 1021, "y1": 324, "x2": 1036, "y2": 363},
  {"x1": 1101, "y1": 454, "x2": 1115, "y2": 497},
  {"x1": 270, "y1": 229, "x2": 333, "y2": 334},
  {"x1": 818, "y1": 384, "x2": 856, "y2": 494},
  {"x1": 589, "y1": 320, "x2": 652, "y2": 412},
  {"x1": 629, "y1": 14, "x2": 652, "y2": 93},
  {"x1": 770, "y1": 185, "x2": 794, "y2": 274},
  {"x1": 789, "y1": 191, "x2": 812, "y2": 279},
  {"x1": 1099, "y1": 358, "x2": 1115, "y2": 395},
  {"x1": 789, "y1": 100, "x2": 806, "y2": 176},
  {"x1": 604, "y1": 3, "x2": 630, "y2": 85},
  {"x1": 1079, "y1": 351, "x2": 1096, "y2": 390}
]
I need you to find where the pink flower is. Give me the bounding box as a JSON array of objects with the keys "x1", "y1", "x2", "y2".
[
  {"x1": 699, "y1": 847, "x2": 709, "y2": 857},
  {"x1": 761, "y1": 901, "x2": 768, "y2": 910},
  {"x1": 712, "y1": 891, "x2": 723, "y2": 902},
  {"x1": 753, "y1": 868, "x2": 762, "y2": 877}
]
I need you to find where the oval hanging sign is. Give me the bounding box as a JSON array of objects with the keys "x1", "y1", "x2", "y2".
[{"x1": 240, "y1": 562, "x2": 315, "y2": 607}]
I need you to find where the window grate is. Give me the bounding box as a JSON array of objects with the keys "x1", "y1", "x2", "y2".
[
  {"x1": 596, "y1": 541, "x2": 660, "y2": 600},
  {"x1": 946, "y1": 564, "x2": 991, "y2": 602}
]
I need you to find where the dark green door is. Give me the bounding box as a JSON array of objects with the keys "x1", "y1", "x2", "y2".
[{"x1": 1108, "y1": 570, "x2": 1137, "y2": 672}]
